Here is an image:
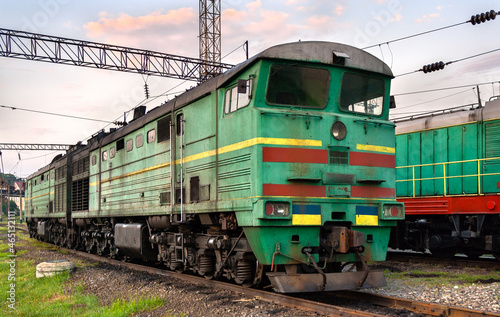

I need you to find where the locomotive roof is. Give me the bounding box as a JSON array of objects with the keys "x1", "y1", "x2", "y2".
[
  {"x1": 87, "y1": 41, "x2": 393, "y2": 151},
  {"x1": 395, "y1": 98, "x2": 500, "y2": 134},
  {"x1": 249, "y1": 41, "x2": 393, "y2": 77}
]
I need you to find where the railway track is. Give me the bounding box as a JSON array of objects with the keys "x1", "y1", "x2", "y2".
[
  {"x1": 45, "y1": 244, "x2": 500, "y2": 317},
  {"x1": 387, "y1": 250, "x2": 500, "y2": 270}
]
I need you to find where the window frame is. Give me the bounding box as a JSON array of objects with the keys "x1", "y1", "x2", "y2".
[
  {"x1": 147, "y1": 129, "x2": 156, "y2": 143},
  {"x1": 126, "y1": 139, "x2": 133, "y2": 152},
  {"x1": 224, "y1": 78, "x2": 253, "y2": 114},
  {"x1": 116, "y1": 139, "x2": 125, "y2": 151},
  {"x1": 136, "y1": 134, "x2": 144, "y2": 148},
  {"x1": 339, "y1": 72, "x2": 385, "y2": 117},
  {"x1": 157, "y1": 116, "x2": 172, "y2": 143},
  {"x1": 265, "y1": 64, "x2": 330, "y2": 109}
]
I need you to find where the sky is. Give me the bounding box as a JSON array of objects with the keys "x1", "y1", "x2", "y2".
[{"x1": 0, "y1": 0, "x2": 499, "y2": 178}]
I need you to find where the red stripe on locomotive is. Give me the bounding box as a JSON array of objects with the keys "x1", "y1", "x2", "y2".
[
  {"x1": 262, "y1": 147, "x2": 329, "y2": 164},
  {"x1": 262, "y1": 184, "x2": 326, "y2": 197},
  {"x1": 349, "y1": 152, "x2": 395, "y2": 168},
  {"x1": 351, "y1": 186, "x2": 395, "y2": 198}
]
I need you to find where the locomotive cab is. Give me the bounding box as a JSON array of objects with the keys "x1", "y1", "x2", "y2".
[{"x1": 218, "y1": 42, "x2": 404, "y2": 292}]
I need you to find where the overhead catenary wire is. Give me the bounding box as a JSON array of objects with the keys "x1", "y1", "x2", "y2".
[
  {"x1": 0, "y1": 104, "x2": 113, "y2": 124},
  {"x1": 363, "y1": 22, "x2": 468, "y2": 50},
  {"x1": 363, "y1": 10, "x2": 498, "y2": 50},
  {"x1": 449, "y1": 47, "x2": 500, "y2": 64},
  {"x1": 391, "y1": 88, "x2": 471, "y2": 112},
  {"x1": 393, "y1": 80, "x2": 500, "y2": 96},
  {"x1": 395, "y1": 47, "x2": 500, "y2": 77}
]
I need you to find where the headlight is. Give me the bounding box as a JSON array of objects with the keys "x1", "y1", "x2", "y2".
[
  {"x1": 265, "y1": 202, "x2": 290, "y2": 217},
  {"x1": 331, "y1": 121, "x2": 347, "y2": 140},
  {"x1": 380, "y1": 203, "x2": 404, "y2": 220}
]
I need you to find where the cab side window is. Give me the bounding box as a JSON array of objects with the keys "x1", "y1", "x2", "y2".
[{"x1": 224, "y1": 79, "x2": 252, "y2": 114}]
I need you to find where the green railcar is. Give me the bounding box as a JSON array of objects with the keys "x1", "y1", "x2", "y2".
[
  {"x1": 393, "y1": 98, "x2": 500, "y2": 259},
  {"x1": 26, "y1": 41, "x2": 403, "y2": 292}
]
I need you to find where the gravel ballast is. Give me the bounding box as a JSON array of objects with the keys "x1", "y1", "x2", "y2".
[{"x1": 15, "y1": 231, "x2": 500, "y2": 316}]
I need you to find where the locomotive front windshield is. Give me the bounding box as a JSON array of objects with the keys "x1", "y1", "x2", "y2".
[
  {"x1": 266, "y1": 65, "x2": 330, "y2": 109},
  {"x1": 340, "y1": 73, "x2": 385, "y2": 116}
]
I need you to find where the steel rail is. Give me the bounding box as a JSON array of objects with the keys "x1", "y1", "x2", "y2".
[
  {"x1": 387, "y1": 250, "x2": 500, "y2": 270},
  {"x1": 336, "y1": 290, "x2": 500, "y2": 317}
]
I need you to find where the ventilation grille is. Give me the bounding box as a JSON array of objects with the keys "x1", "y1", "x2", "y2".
[
  {"x1": 330, "y1": 150, "x2": 348, "y2": 165},
  {"x1": 72, "y1": 178, "x2": 89, "y2": 211},
  {"x1": 55, "y1": 183, "x2": 67, "y2": 212}
]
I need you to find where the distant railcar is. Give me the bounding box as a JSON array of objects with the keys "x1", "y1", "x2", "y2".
[
  {"x1": 392, "y1": 98, "x2": 500, "y2": 260},
  {"x1": 25, "y1": 41, "x2": 403, "y2": 293}
]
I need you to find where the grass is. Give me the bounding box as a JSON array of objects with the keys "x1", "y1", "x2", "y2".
[
  {"x1": 385, "y1": 267, "x2": 500, "y2": 287},
  {"x1": 0, "y1": 223, "x2": 167, "y2": 316}
]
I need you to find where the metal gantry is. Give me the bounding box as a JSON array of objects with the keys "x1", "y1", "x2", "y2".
[
  {"x1": 199, "y1": 0, "x2": 222, "y2": 80},
  {"x1": 0, "y1": 143, "x2": 71, "y2": 151},
  {"x1": 0, "y1": 27, "x2": 233, "y2": 81}
]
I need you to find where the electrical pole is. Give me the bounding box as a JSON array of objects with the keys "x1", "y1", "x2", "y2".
[{"x1": 199, "y1": 0, "x2": 222, "y2": 80}]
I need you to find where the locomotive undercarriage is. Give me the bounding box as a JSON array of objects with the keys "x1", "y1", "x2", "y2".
[
  {"x1": 27, "y1": 213, "x2": 263, "y2": 287},
  {"x1": 390, "y1": 214, "x2": 500, "y2": 260},
  {"x1": 27, "y1": 212, "x2": 383, "y2": 291}
]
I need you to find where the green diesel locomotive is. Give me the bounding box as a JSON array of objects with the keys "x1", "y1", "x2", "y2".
[
  {"x1": 26, "y1": 41, "x2": 403, "y2": 293},
  {"x1": 393, "y1": 98, "x2": 500, "y2": 260}
]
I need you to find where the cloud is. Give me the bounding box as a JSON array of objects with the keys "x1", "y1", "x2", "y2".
[
  {"x1": 222, "y1": 7, "x2": 299, "y2": 58},
  {"x1": 246, "y1": 0, "x2": 262, "y2": 12},
  {"x1": 284, "y1": 0, "x2": 317, "y2": 12},
  {"x1": 83, "y1": 2, "x2": 350, "y2": 64},
  {"x1": 84, "y1": 8, "x2": 198, "y2": 56},
  {"x1": 85, "y1": 8, "x2": 195, "y2": 37},
  {"x1": 416, "y1": 13, "x2": 440, "y2": 23},
  {"x1": 335, "y1": 5, "x2": 345, "y2": 16},
  {"x1": 305, "y1": 15, "x2": 339, "y2": 35}
]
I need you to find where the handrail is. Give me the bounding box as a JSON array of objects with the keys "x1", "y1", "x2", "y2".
[{"x1": 396, "y1": 156, "x2": 500, "y2": 197}]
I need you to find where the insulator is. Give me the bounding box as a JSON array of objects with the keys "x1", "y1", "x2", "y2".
[
  {"x1": 470, "y1": 10, "x2": 498, "y2": 25},
  {"x1": 144, "y1": 83, "x2": 150, "y2": 99},
  {"x1": 485, "y1": 10, "x2": 497, "y2": 20},
  {"x1": 421, "y1": 61, "x2": 445, "y2": 74}
]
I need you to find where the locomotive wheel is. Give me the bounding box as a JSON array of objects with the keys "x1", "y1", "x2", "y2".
[
  {"x1": 233, "y1": 259, "x2": 254, "y2": 285},
  {"x1": 168, "y1": 251, "x2": 183, "y2": 272},
  {"x1": 197, "y1": 255, "x2": 215, "y2": 280},
  {"x1": 234, "y1": 260, "x2": 263, "y2": 288}
]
